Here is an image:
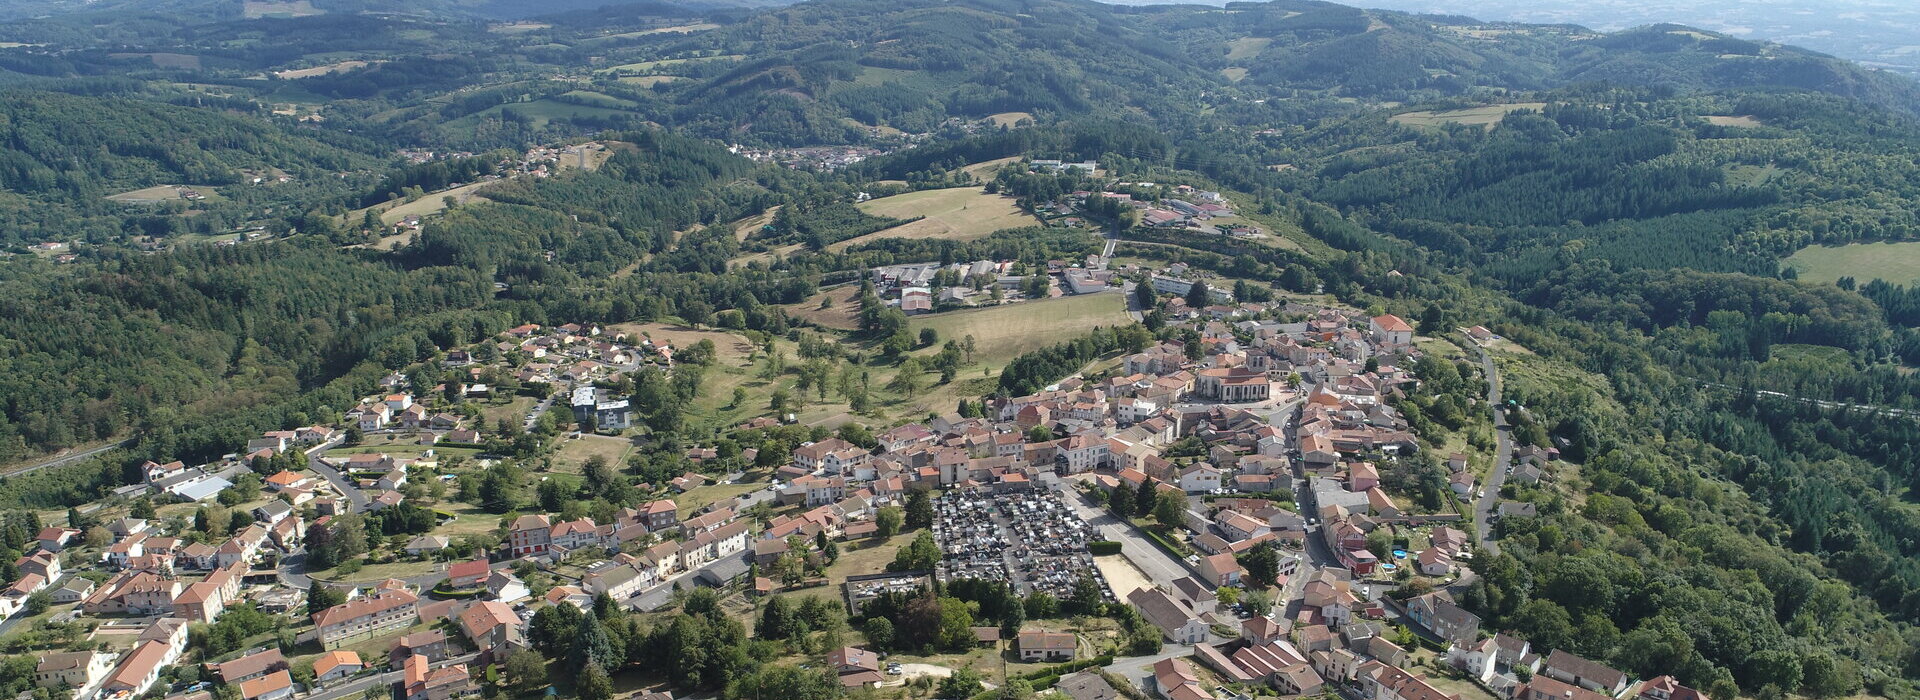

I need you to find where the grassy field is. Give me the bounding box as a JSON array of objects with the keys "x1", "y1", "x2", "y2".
[
  {"x1": 617, "y1": 75, "x2": 684, "y2": 87},
  {"x1": 1220, "y1": 67, "x2": 1248, "y2": 82},
  {"x1": 769, "y1": 532, "x2": 914, "y2": 607},
  {"x1": 479, "y1": 395, "x2": 538, "y2": 428},
  {"x1": 675, "y1": 482, "x2": 763, "y2": 511},
  {"x1": 1705, "y1": 115, "x2": 1764, "y2": 127},
  {"x1": 274, "y1": 60, "x2": 374, "y2": 79},
  {"x1": 1225, "y1": 37, "x2": 1272, "y2": 61},
  {"x1": 830, "y1": 187, "x2": 1037, "y2": 251},
  {"x1": 909, "y1": 293, "x2": 1131, "y2": 367},
  {"x1": 107, "y1": 184, "x2": 217, "y2": 204},
  {"x1": 596, "y1": 55, "x2": 743, "y2": 74},
  {"x1": 986, "y1": 112, "x2": 1033, "y2": 127},
  {"x1": 345, "y1": 179, "x2": 497, "y2": 232},
  {"x1": 1391, "y1": 103, "x2": 1547, "y2": 129},
  {"x1": 110, "y1": 52, "x2": 201, "y2": 68},
  {"x1": 784, "y1": 285, "x2": 862, "y2": 331},
  {"x1": 455, "y1": 98, "x2": 636, "y2": 129},
  {"x1": 1785, "y1": 241, "x2": 1920, "y2": 285},
  {"x1": 560, "y1": 90, "x2": 640, "y2": 109},
  {"x1": 243, "y1": 0, "x2": 322, "y2": 18},
  {"x1": 552, "y1": 434, "x2": 635, "y2": 473},
  {"x1": 960, "y1": 157, "x2": 1021, "y2": 181}
]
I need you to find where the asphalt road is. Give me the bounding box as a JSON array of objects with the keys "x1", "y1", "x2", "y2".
[
  {"x1": 1470, "y1": 342, "x2": 1511, "y2": 555},
  {"x1": 1059, "y1": 480, "x2": 1196, "y2": 590},
  {"x1": 1, "y1": 438, "x2": 135, "y2": 477},
  {"x1": 304, "y1": 437, "x2": 367, "y2": 512}
]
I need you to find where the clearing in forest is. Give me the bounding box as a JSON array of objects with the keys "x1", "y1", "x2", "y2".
[{"x1": 1785, "y1": 241, "x2": 1920, "y2": 285}]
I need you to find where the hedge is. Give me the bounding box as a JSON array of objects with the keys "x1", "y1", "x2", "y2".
[
  {"x1": 1016, "y1": 655, "x2": 1114, "y2": 681},
  {"x1": 1088, "y1": 541, "x2": 1122, "y2": 556}
]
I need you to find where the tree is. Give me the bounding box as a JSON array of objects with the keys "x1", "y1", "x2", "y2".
[
  {"x1": 1242, "y1": 589, "x2": 1273, "y2": 616},
  {"x1": 760, "y1": 595, "x2": 799, "y2": 640},
  {"x1": 891, "y1": 531, "x2": 942, "y2": 571},
  {"x1": 1237, "y1": 542, "x2": 1280, "y2": 589},
  {"x1": 503, "y1": 648, "x2": 549, "y2": 697},
  {"x1": 726, "y1": 665, "x2": 840, "y2": 700},
  {"x1": 887, "y1": 359, "x2": 926, "y2": 395},
  {"x1": 1184, "y1": 280, "x2": 1210, "y2": 308},
  {"x1": 905, "y1": 490, "x2": 933, "y2": 530},
  {"x1": 1152, "y1": 490, "x2": 1186, "y2": 525},
  {"x1": 1134, "y1": 480, "x2": 1156, "y2": 518},
  {"x1": 863, "y1": 616, "x2": 895, "y2": 651},
  {"x1": 528, "y1": 602, "x2": 584, "y2": 658},
  {"x1": 875, "y1": 507, "x2": 904, "y2": 538},
  {"x1": 1026, "y1": 425, "x2": 1054, "y2": 443},
  {"x1": 1108, "y1": 487, "x2": 1133, "y2": 518},
  {"x1": 919, "y1": 327, "x2": 939, "y2": 347},
  {"x1": 577, "y1": 664, "x2": 614, "y2": 700},
  {"x1": 939, "y1": 669, "x2": 984, "y2": 699},
  {"x1": 307, "y1": 582, "x2": 345, "y2": 616},
  {"x1": 23, "y1": 590, "x2": 50, "y2": 615}
]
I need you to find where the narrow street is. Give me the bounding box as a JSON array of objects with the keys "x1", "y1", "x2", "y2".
[{"x1": 1471, "y1": 341, "x2": 1511, "y2": 555}]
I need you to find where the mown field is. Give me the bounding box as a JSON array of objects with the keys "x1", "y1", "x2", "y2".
[
  {"x1": 907, "y1": 293, "x2": 1132, "y2": 367},
  {"x1": 829, "y1": 186, "x2": 1037, "y2": 251}
]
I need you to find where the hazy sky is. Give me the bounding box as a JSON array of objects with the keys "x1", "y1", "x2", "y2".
[{"x1": 1349, "y1": 0, "x2": 1920, "y2": 74}]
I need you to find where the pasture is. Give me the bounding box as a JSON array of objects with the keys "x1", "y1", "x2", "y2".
[
  {"x1": 829, "y1": 187, "x2": 1037, "y2": 251},
  {"x1": 1785, "y1": 241, "x2": 1920, "y2": 285},
  {"x1": 1705, "y1": 115, "x2": 1764, "y2": 127},
  {"x1": 595, "y1": 55, "x2": 743, "y2": 74},
  {"x1": 242, "y1": 0, "x2": 322, "y2": 18},
  {"x1": 1391, "y1": 102, "x2": 1547, "y2": 129}
]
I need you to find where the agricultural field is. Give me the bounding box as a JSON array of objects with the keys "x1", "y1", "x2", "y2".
[
  {"x1": 1785, "y1": 240, "x2": 1920, "y2": 285},
  {"x1": 488, "y1": 21, "x2": 550, "y2": 33},
  {"x1": 1390, "y1": 102, "x2": 1548, "y2": 129},
  {"x1": 829, "y1": 187, "x2": 1037, "y2": 251},
  {"x1": 1705, "y1": 115, "x2": 1765, "y2": 127},
  {"x1": 1220, "y1": 68, "x2": 1248, "y2": 82},
  {"x1": 583, "y1": 23, "x2": 722, "y2": 43}
]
